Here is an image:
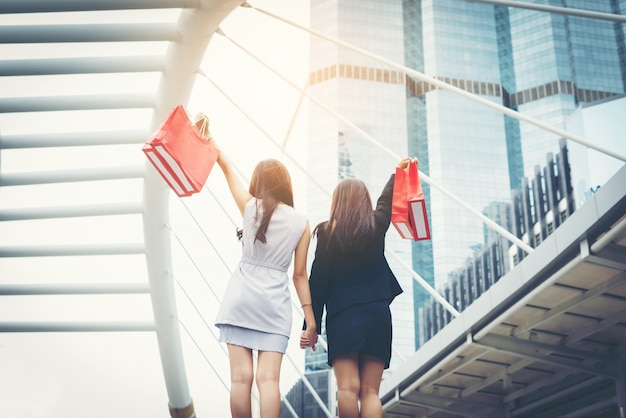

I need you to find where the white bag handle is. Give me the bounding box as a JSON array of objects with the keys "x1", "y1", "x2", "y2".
[{"x1": 193, "y1": 112, "x2": 213, "y2": 140}]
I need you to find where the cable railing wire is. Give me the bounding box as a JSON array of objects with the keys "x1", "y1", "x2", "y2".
[
  {"x1": 281, "y1": 78, "x2": 309, "y2": 150},
  {"x1": 175, "y1": 280, "x2": 227, "y2": 357},
  {"x1": 196, "y1": 66, "x2": 330, "y2": 197},
  {"x1": 177, "y1": 318, "x2": 230, "y2": 394}
]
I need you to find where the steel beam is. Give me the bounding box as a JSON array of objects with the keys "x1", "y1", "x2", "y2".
[
  {"x1": 0, "y1": 131, "x2": 148, "y2": 149},
  {"x1": 461, "y1": 358, "x2": 532, "y2": 398},
  {"x1": 0, "y1": 23, "x2": 180, "y2": 43},
  {"x1": 587, "y1": 249, "x2": 626, "y2": 271},
  {"x1": 563, "y1": 309, "x2": 626, "y2": 345},
  {"x1": 475, "y1": 333, "x2": 618, "y2": 378},
  {"x1": 0, "y1": 0, "x2": 200, "y2": 14},
  {"x1": 465, "y1": 0, "x2": 626, "y2": 23},
  {"x1": 417, "y1": 347, "x2": 489, "y2": 389},
  {"x1": 509, "y1": 370, "x2": 578, "y2": 405},
  {"x1": 400, "y1": 391, "x2": 503, "y2": 417},
  {"x1": 0, "y1": 56, "x2": 165, "y2": 76},
  {"x1": 0, "y1": 321, "x2": 155, "y2": 332},
  {"x1": 0, "y1": 243, "x2": 145, "y2": 257},
  {"x1": 0, "y1": 203, "x2": 143, "y2": 221},
  {"x1": 511, "y1": 376, "x2": 606, "y2": 416},
  {"x1": 0, "y1": 166, "x2": 144, "y2": 186},
  {"x1": 0, "y1": 283, "x2": 150, "y2": 295},
  {"x1": 512, "y1": 271, "x2": 626, "y2": 337},
  {"x1": 0, "y1": 94, "x2": 155, "y2": 113},
  {"x1": 557, "y1": 397, "x2": 618, "y2": 418}
]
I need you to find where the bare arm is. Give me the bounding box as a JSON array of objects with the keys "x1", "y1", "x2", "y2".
[
  {"x1": 216, "y1": 151, "x2": 252, "y2": 215},
  {"x1": 195, "y1": 112, "x2": 252, "y2": 215},
  {"x1": 293, "y1": 221, "x2": 318, "y2": 350}
]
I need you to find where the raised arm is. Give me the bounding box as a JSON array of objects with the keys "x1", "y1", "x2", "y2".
[
  {"x1": 375, "y1": 157, "x2": 414, "y2": 226},
  {"x1": 216, "y1": 151, "x2": 252, "y2": 215},
  {"x1": 195, "y1": 113, "x2": 252, "y2": 215}
]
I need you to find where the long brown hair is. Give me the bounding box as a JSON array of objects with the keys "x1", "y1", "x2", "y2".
[
  {"x1": 319, "y1": 178, "x2": 375, "y2": 252},
  {"x1": 248, "y1": 159, "x2": 294, "y2": 244}
]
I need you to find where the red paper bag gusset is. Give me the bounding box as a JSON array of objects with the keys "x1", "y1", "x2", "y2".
[
  {"x1": 142, "y1": 105, "x2": 220, "y2": 197},
  {"x1": 391, "y1": 159, "x2": 431, "y2": 241},
  {"x1": 407, "y1": 159, "x2": 431, "y2": 240}
]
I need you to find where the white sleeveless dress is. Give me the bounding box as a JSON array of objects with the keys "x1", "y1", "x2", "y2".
[{"x1": 215, "y1": 198, "x2": 307, "y2": 353}]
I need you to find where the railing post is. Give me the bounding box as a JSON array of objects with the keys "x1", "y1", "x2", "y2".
[{"x1": 142, "y1": 2, "x2": 242, "y2": 416}]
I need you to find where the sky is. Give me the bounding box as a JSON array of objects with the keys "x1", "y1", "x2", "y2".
[{"x1": 0, "y1": 2, "x2": 312, "y2": 417}]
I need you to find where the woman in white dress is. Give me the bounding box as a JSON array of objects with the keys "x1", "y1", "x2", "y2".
[{"x1": 208, "y1": 129, "x2": 318, "y2": 418}]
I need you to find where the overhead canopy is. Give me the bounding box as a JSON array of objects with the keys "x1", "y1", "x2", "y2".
[{"x1": 381, "y1": 165, "x2": 626, "y2": 417}]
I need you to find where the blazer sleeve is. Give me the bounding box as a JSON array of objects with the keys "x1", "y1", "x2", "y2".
[
  {"x1": 304, "y1": 227, "x2": 332, "y2": 334},
  {"x1": 374, "y1": 173, "x2": 395, "y2": 229},
  {"x1": 376, "y1": 173, "x2": 404, "y2": 302}
]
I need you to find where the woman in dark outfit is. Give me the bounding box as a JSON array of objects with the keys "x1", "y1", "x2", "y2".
[{"x1": 300, "y1": 158, "x2": 411, "y2": 418}]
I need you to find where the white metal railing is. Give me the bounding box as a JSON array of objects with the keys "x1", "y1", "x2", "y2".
[{"x1": 465, "y1": 0, "x2": 626, "y2": 23}]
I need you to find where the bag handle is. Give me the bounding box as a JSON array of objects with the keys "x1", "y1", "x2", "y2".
[
  {"x1": 408, "y1": 158, "x2": 424, "y2": 200},
  {"x1": 193, "y1": 112, "x2": 213, "y2": 141}
]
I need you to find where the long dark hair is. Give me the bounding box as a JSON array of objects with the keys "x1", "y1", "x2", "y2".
[
  {"x1": 248, "y1": 159, "x2": 294, "y2": 244},
  {"x1": 317, "y1": 178, "x2": 375, "y2": 252}
]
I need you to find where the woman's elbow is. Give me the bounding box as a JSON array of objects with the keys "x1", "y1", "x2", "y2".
[{"x1": 292, "y1": 271, "x2": 308, "y2": 284}]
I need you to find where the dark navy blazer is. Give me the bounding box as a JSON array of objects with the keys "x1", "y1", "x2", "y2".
[{"x1": 307, "y1": 174, "x2": 403, "y2": 334}]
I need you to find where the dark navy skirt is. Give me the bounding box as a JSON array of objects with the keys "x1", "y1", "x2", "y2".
[{"x1": 326, "y1": 300, "x2": 392, "y2": 369}]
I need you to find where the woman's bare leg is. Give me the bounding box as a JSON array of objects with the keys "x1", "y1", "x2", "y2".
[
  {"x1": 227, "y1": 344, "x2": 254, "y2": 418},
  {"x1": 256, "y1": 350, "x2": 283, "y2": 418},
  {"x1": 333, "y1": 353, "x2": 361, "y2": 418},
  {"x1": 359, "y1": 355, "x2": 385, "y2": 418}
]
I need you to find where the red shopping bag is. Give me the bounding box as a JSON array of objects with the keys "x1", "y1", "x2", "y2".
[
  {"x1": 391, "y1": 159, "x2": 431, "y2": 240},
  {"x1": 142, "y1": 105, "x2": 220, "y2": 197},
  {"x1": 392, "y1": 163, "x2": 415, "y2": 240}
]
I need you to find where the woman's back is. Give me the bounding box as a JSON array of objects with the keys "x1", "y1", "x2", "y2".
[
  {"x1": 241, "y1": 198, "x2": 307, "y2": 270},
  {"x1": 215, "y1": 197, "x2": 307, "y2": 338}
]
